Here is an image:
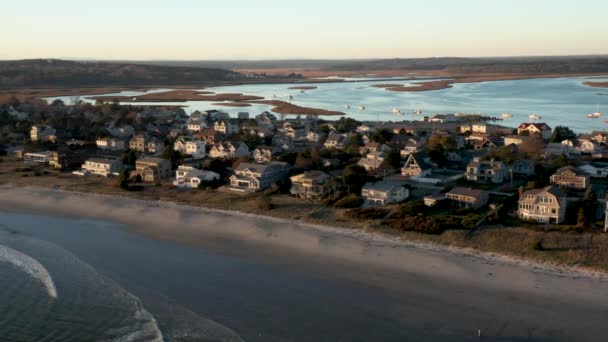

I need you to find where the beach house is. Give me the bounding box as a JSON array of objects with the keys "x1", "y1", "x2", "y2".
[
  {"x1": 517, "y1": 185, "x2": 567, "y2": 224},
  {"x1": 132, "y1": 157, "x2": 172, "y2": 182},
  {"x1": 361, "y1": 182, "x2": 409, "y2": 206},
  {"x1": 81, "y1": 158, "x2": 123, "y2": 177},
  {"x1": 229, "y1": 161, "x2": 291, "y2": 192},
  {"x1": 549, "y1": 166, "x2": 590, "y2": 190},
  {"x1": 289, "y1": 171, "x2": 332, "y2": 200}
]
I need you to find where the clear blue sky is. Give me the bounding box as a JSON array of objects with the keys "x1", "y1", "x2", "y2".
[{"x1": 2, "y1": 0, "x2": 607, "y2": 60}]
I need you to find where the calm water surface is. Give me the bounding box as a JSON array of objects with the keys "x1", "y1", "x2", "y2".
[
  {"x1": 46, "y1": 76, "x2": 608, "y2": 132},
  {"x1": 2, "y1": 209, "x2": 608, "y2": 341}
]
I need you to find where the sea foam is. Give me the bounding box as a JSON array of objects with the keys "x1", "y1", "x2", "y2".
[{"x1": 0, "y1": 244, "x2": 58, "y2": 299}]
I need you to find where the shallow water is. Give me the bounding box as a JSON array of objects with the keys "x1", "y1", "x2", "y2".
[
  {"x1": 2, "y1": 208, "x2": 608, "y2": 341},
  {"x1": 45, "y1": 76, "x2": 608, "y2": 132}
]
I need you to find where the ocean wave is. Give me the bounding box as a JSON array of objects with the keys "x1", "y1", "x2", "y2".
[{"x1": 0, "y1": 243, "x2": 58, "y2": 299}]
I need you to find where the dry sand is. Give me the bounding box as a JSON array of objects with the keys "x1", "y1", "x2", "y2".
[
  {"x1": 1, "y1": 185, "x2": 606, "y2": 285},
  {"x1": 3, "y1": 185, "x2": 608, "y2": 339}
]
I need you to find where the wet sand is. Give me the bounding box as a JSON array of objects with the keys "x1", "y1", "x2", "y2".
[{"x1": 1, "y1": 185, "x2": 608, "y2": 340}]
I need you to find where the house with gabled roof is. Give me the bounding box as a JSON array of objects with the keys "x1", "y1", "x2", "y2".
[
  {"x1": 213, "y1": 120, "x2": 238, "y2": 135},
  {"x1": 517, "y1": 122, "x2": 552, "y2": 139},
  {"x1": 361, "y1": 182, "x2": 409, "y2": 206},
  {"x1": 290, "y1": 171, "x2": 332, "y2": 200},
  {"x1": 252, "y1": 145, "x2": 280, "y2": 164},
  {"x1": 81, "y1": 158, "x2": 123, "y2": 177},
  {"x1": 465, "y1": 157, "x2": 509, "y2": 183},
  {"x1": 173, "y1": 165, "x2": 220, "y2": 189},
  {"x1": 229, "y1": 161, "x2": 291, "y2": 192},
  {"x1": 187, "y1": 118, "x2": 207, "y2": 133},
  {"x1": 209, "y1": 142, "x2": 250, "y2": 159},
  {"x1": 550, "y1": 166, "x2": 590, "y2": 190},
  {"x1": 359, "y1": 142, "x2": 391, "y2": 155},
  {"x1": 132, "y1": 157, "x2": 172, "y2": 182},
  {"x1": 401, "y1": 152, "x2": 434, "y2": 177},
  {"x1": 323, "y1": 133, "x2": 347, "y2": 149},
  {"x1": 518, "y1": 185, "x2": 567, "y2": 224},
  {"x1": 357, "y1": 151, "x2": 387, "y2": 175}
]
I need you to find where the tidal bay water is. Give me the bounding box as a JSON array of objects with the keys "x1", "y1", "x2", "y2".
[{"x1": 46, "y1": 76, "x2": 608, "y2": 132}]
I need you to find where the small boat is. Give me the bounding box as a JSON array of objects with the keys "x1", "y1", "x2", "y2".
[
  {"x1": 528, "y1": 114, "x2": 541, "y2": 120},
  {"x1": 392, "y1": 108, "x2": 401, "y2": 114},
  {"x1": 414, "y1": 109, "x2": 423, "y2": 115},
  {"x1": 358, "y1": 106, "x2": 366, "y2": 111},
  {"x1": 345, "y1": 104, "x2": 351, "y2": 109},
  {"x1": 501, "y1": 113, "x2": 513, "y2": 118},
  {"x1": 587, "y1": 112, "x2": 601, "y2": 118}
]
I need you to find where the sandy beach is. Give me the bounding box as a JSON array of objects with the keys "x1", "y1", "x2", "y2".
[
  {"x1": 0, "y1": 185, "x2": 606, "y2": 285},
  {"x1": 2, "y1": 185, "x2": 608, "y2": 340}
]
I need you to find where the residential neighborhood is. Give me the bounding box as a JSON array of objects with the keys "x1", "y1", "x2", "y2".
[{"x1": 3, "y1": 97, "x2": 608, "y2": 236}]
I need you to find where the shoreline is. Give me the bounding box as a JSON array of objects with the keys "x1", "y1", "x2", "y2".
[
  {"x1": 1, "y1": 184, "x2": 606, "y2": 282},
  {"x1": 5, "y1": 72, "x2": 607, "y2": 103},
  {"x1": 584, "y1": 81, "x2": 608, "y2": 89}
]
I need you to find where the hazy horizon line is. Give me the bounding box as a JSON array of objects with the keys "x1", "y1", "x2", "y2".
[{"x1": 3, "y1": 53, "x2": 608, "y2": 63}]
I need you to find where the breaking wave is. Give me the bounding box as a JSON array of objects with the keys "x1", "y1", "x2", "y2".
[
  {"x1": 0, "y1": 243, "x2": 58, "y2": 299},
  {"x1": 0, "y1": 221, "x2": 243, "y2": 341}
]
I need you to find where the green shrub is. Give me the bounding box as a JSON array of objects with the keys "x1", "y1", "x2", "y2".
[{"x1": 461, "y1": 214, "x2": 481, "y2": 230}]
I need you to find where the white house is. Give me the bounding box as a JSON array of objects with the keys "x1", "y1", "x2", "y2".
[
  {"x1": 517, "y1": 122, "x2": 552, "y2": 139},
  {"x1": 361, "y1": 182, "x2": 409, "y2": 206},
  {"x1": 323, "y1": 133, "x2": 347, "y2": 149},
  {"x1": 23, "y1": 151, "x2": 52, "y2": 163},
  {"x1": 209, "y1": 142, "x2": 250, "y2": 159},
  {"x1": 81, "y1": 158, "x2": 123, "y2": 177},
  {"x1": 213, "y1": 121, "x2": 238, "y2": 135},
  {"x1": 229, "y1": 161, "x2": 291, "y2": 192},
  {"x1": 173, "y1": 165, "x2": 220, "y2": 188},
  {"x1": 518, "y1": 185, "x2": 567, "y2": 224},
  {"x1": 174, "y1": 136, "x2": 206, "y2": 159},
  {"x1": 187, "y1": 118, "x2": 206, "y2": 133},
  {"x1": 96, "y1": 137, "x2": 125, "y2": 151}
]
